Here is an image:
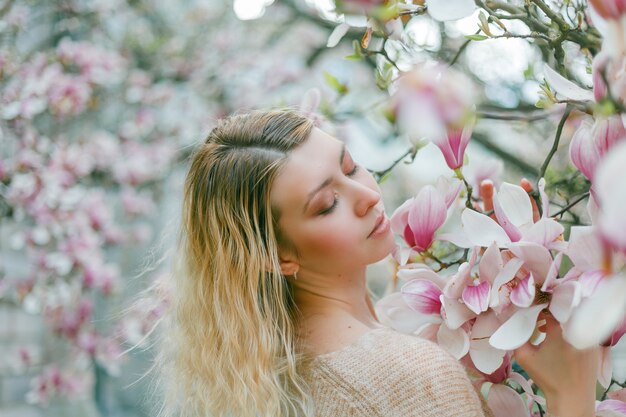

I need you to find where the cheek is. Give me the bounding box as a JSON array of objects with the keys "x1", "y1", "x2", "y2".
[{"x1": 299, "y1": 221, "x2": 359, "y2": 255}]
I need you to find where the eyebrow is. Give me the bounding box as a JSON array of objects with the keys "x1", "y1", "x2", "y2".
[{"x1": 303, "y1": 144, "x2": 346, "y2": 214}]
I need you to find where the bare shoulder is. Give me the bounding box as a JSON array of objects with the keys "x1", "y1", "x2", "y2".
[{"x1": 297, "y1": 317, "x2": 380, "y2": 356}]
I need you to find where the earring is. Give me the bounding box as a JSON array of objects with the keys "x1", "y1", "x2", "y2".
[{"x1": 293, "y1": 271, "x2": 298, "y2": 280}]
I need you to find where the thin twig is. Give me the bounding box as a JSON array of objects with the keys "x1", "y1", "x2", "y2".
[
  {"x1": 370, "y1": 145, "x2": 419, "y2": 183},
  {"x1": 538, "y1": 104, "x2": 572, "y2": 182},
  {"x1": 552, "y1": 191, "x2": 590, "y2": 218}
]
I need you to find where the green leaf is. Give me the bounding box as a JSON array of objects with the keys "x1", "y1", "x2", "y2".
[
  {"x1": 323, "y1": 71, "x2": 349, "y2": 95},
  {"x1": 465, "y1": 34, "x2": 489, "y2": 41},
  {"x1": 378, "y1": 170, "x2": 392, "y2": 184}
]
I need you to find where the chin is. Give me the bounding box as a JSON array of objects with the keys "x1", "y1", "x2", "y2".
[{"x1": 367, "y1": 231, "x2": 396, "y2": 264}]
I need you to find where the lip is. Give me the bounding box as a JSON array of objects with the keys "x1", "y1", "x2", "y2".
[{"x1": 368, "y1": 211, "x2": 390, "y2": 239}]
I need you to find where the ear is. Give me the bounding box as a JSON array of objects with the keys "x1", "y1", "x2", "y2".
[{"x1": 278, "y1": 259, "x2": 299, "y2": 277}]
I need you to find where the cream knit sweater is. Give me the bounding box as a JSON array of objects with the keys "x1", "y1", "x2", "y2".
[{"x1": 300, "y1": 327, "x2": 494, "y2": 417}]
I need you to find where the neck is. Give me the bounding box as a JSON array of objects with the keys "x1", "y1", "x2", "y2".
[{"x1": 291, "y1": 267, "x2": 379, "y2": 330}]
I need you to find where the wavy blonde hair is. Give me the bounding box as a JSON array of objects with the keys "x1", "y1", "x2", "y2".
[{"x1": 148, "y1": 109, "x2": 316, "y2": 417}]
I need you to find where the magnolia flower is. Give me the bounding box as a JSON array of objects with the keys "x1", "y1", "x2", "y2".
[
  {"x1": 441, "y1": 181, "x2": 564, "y2": 250},
  {"x1": 392, "y1": 62, "x2": 477, "y2": 170},
  {"x1": 595, "y1": 140, "x2": 626, "y2": 254},
  {"x1": 398, "y1": 266, "x2": 473, "y2": 359},
  {"x1": 565, "y1": 273, "x2": 626, "y2": 350},
  {"x1": 390, "y1": 178, "x2": 462, "y2": 253},
  {"x1": 570, "y1": 115, "x2": 626, "y2": 181},
  {"x1": 473, "y1": 353, "x2": 545, "y2": 417},
  {"x1": 591, "y1": 0, "x2": 626, "y2": 19},
  {"x1": 592, "y1": 51, "x2": 626, "y2": 104},
  {"x1": 589, "y1": 0, "x2": 626, "y2": 57}
]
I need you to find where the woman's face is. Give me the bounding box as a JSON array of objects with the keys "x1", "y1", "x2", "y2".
[{"x1": 270, "y1": 127, "x2": 396, "y2": 276}]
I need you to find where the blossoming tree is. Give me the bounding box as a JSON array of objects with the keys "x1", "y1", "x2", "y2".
[{"x1": 306, "y1": 0, "x2": 626, "y2": 414}]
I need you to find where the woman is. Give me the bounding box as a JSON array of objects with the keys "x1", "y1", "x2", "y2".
[{"x1": 150, "y1": 109, "x2": 599, "y2": 417}]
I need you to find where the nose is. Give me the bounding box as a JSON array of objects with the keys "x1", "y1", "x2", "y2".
[{"x1": 352, "y1": 182, "x2": 381, "y2": 217}]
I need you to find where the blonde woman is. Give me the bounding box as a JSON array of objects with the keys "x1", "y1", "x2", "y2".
[{"x1": 150, "y1": 110, "x2": 599, "y2": 417}]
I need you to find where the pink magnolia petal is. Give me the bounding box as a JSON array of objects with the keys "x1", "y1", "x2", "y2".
[
  {"x1": 390, "y1": 198, "x2": 413, "y2": 236},
  {"x1": 564, "y1": 274, "x2": 626, "y2": 349},
  {"x1": 508, "y1": 242, "x2": 553, "y2": 285},
  {"x1": 408, "y1": 185, "x2": 447, "y2": 252},
  {"x1": 549, "y1": 281, "x2": 582, "y2": 323},
  {"x1": 598, "y1": 346, "x2": 613, "y2": 389},
  {"x1": 597, "y1": 400, "x2": 626, "y2": 415},
  {"x1": 490, "y1": 258, "x2": 525, "y2": 308},
  {"x1": 493, "y1": 191, "x2": 523, "y2": 242},
  {"x1": 444, "y1": 248, "x2": 478, "y2": 298},
  {"x1": 510, "y1": 274, "x2": 535, "y2": 308},
  {"x1": 542, "y1": 252, "x2": 563, "y2": 291},
  {"x1": 437, "y1": 323, "x2": 470, "y2": 359},
  {"x1": 567, "y1": 226, "x2": 604, "y2": 271},
  {"x1": 497, "y1": 183, "x2": 534, "y2": 229},
  {"x1": 608, "y1": 388, "x2": 626, "y2": 401},
  {"x1": 436, "y1": 176, "x2": 463, "y2": 208},
  {"x1": 603, "y1": 313, "x2": 626, "y2": 347},
  {"x1": 442, "y1": 295, "x2": 477, "y2": 329},
  {"x1": 522, "y1": 217, "x2": 564, "y2": 246},
  {"x1": 487, "y1": 384, "x2": 530, "y2": 417},
  {"x1": 397, "y1": 265, "x2": 447, "y2": 288},
  {"x1": 596, "y1": 141, "x2": 626, "y2": 254},
  {"x1": 570, "y1": 117, "x2": 601, "y2": 181},
  {"x1": 470, "y1": 312, "x2": 506, "y2": 374},
  {"x1": 461, "y1": 208, "x2": 511, "y2": 248},
  {"x1": 401, "y1": 279, "x2": 444, "y2": 315},
  {"x1": 479, "y1": 242, "x2": 503, "y2": 284},
  {"x1": 579, "y1": 269, "x2": 607, "y2": 298},
  {"x1": 375, "y1": 292, "x2": 441, "y2": 334},
  {"x1": 489, "y1": 303, "x2": 548, "y2": 350},
  {"x1": 508, "y1": 372, "x2": 546, "y2": 406},
  {"x1": 462, "y1": 281, "x2": 491, "y2": 315}
]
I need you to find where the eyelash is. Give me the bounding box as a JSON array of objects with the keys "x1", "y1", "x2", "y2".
[{"x1": 319, "y1": 165, "x2": 360, "y2": 216}]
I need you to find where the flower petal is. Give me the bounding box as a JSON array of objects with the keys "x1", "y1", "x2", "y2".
[
  {"x1": 598, "y1": 346, "x2": 613, "y2": 389},
  {"x1": 437, "y1": 323, "x2": 470, "y2": 359},
  {"x1": 470, "y1": 312, "x2": 506, "y2": 374},
  {"x1": 508, "y1": 242, "x2": 553, "y2": 284},
  {"x1": 596, "y1": 141, "x2": 626, "y2": 254},
  {"x1": 462, "y1": 281, "x2": 491, "y2": 315},
  {"x1": 327, "y1": 23, "x2": 351, "y2": 48},
  {"x1": 479, "y1": 242, "x2": 503, "y2": 284},
  {"x1": 375, "y1": 292, "x2": 441, "y2": 334},
  {"x1": 408, "y1": 185, "x2": 447, "y2": 252},
  {"x1": 401, "y1": 279, "x2": 444, "y2": 315},
  {"x1": 397, "y1": 264, "x2": 447, "y2": 288},
  {"x1": 496, "y1": 182, "x2": 533, "y2": 230},
  {"x1": 436, "y1": 176, "x2": 463, "y2": 208},
  {"x1": 564, "y1": 274, "x2": 626, "y2": 349},
  {"x1": 510, "y1": 273, "x2": 535, "y2": 308},
  {"x1": 461, "y1": 208, "x2": 511, "y2": 248},
  {"x1": 390, "y1": 198, "x2": 413, "y2": 236},
  {"x1": 544, "y1": 63, "x2": 594, "y2": 101},
  {"x1": 487, "y1": 384, "x2": 531, "y2": 417},
  {"x1": 489, "y1": 303, "x2": 548, "y2": 350},
  {"x1": 567, "y1": 226, "x2": 604, "y2": 271},
  {"x1": 442, "y1": 295, "x2": 477, "y2": 329},
  {"x1": 522, "y1": 217, "x2": 564, "y2": 247},
  {"x1": 549, "y1": 281, "x2": 582, "y2": 323},
  {"x1": 490, "y1": 258, "x2": 525, "y2": 307}
]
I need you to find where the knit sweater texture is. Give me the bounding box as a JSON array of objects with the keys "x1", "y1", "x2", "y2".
[{"x1": 300, "y1": 327, "x2": 494, "y2": 417}]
